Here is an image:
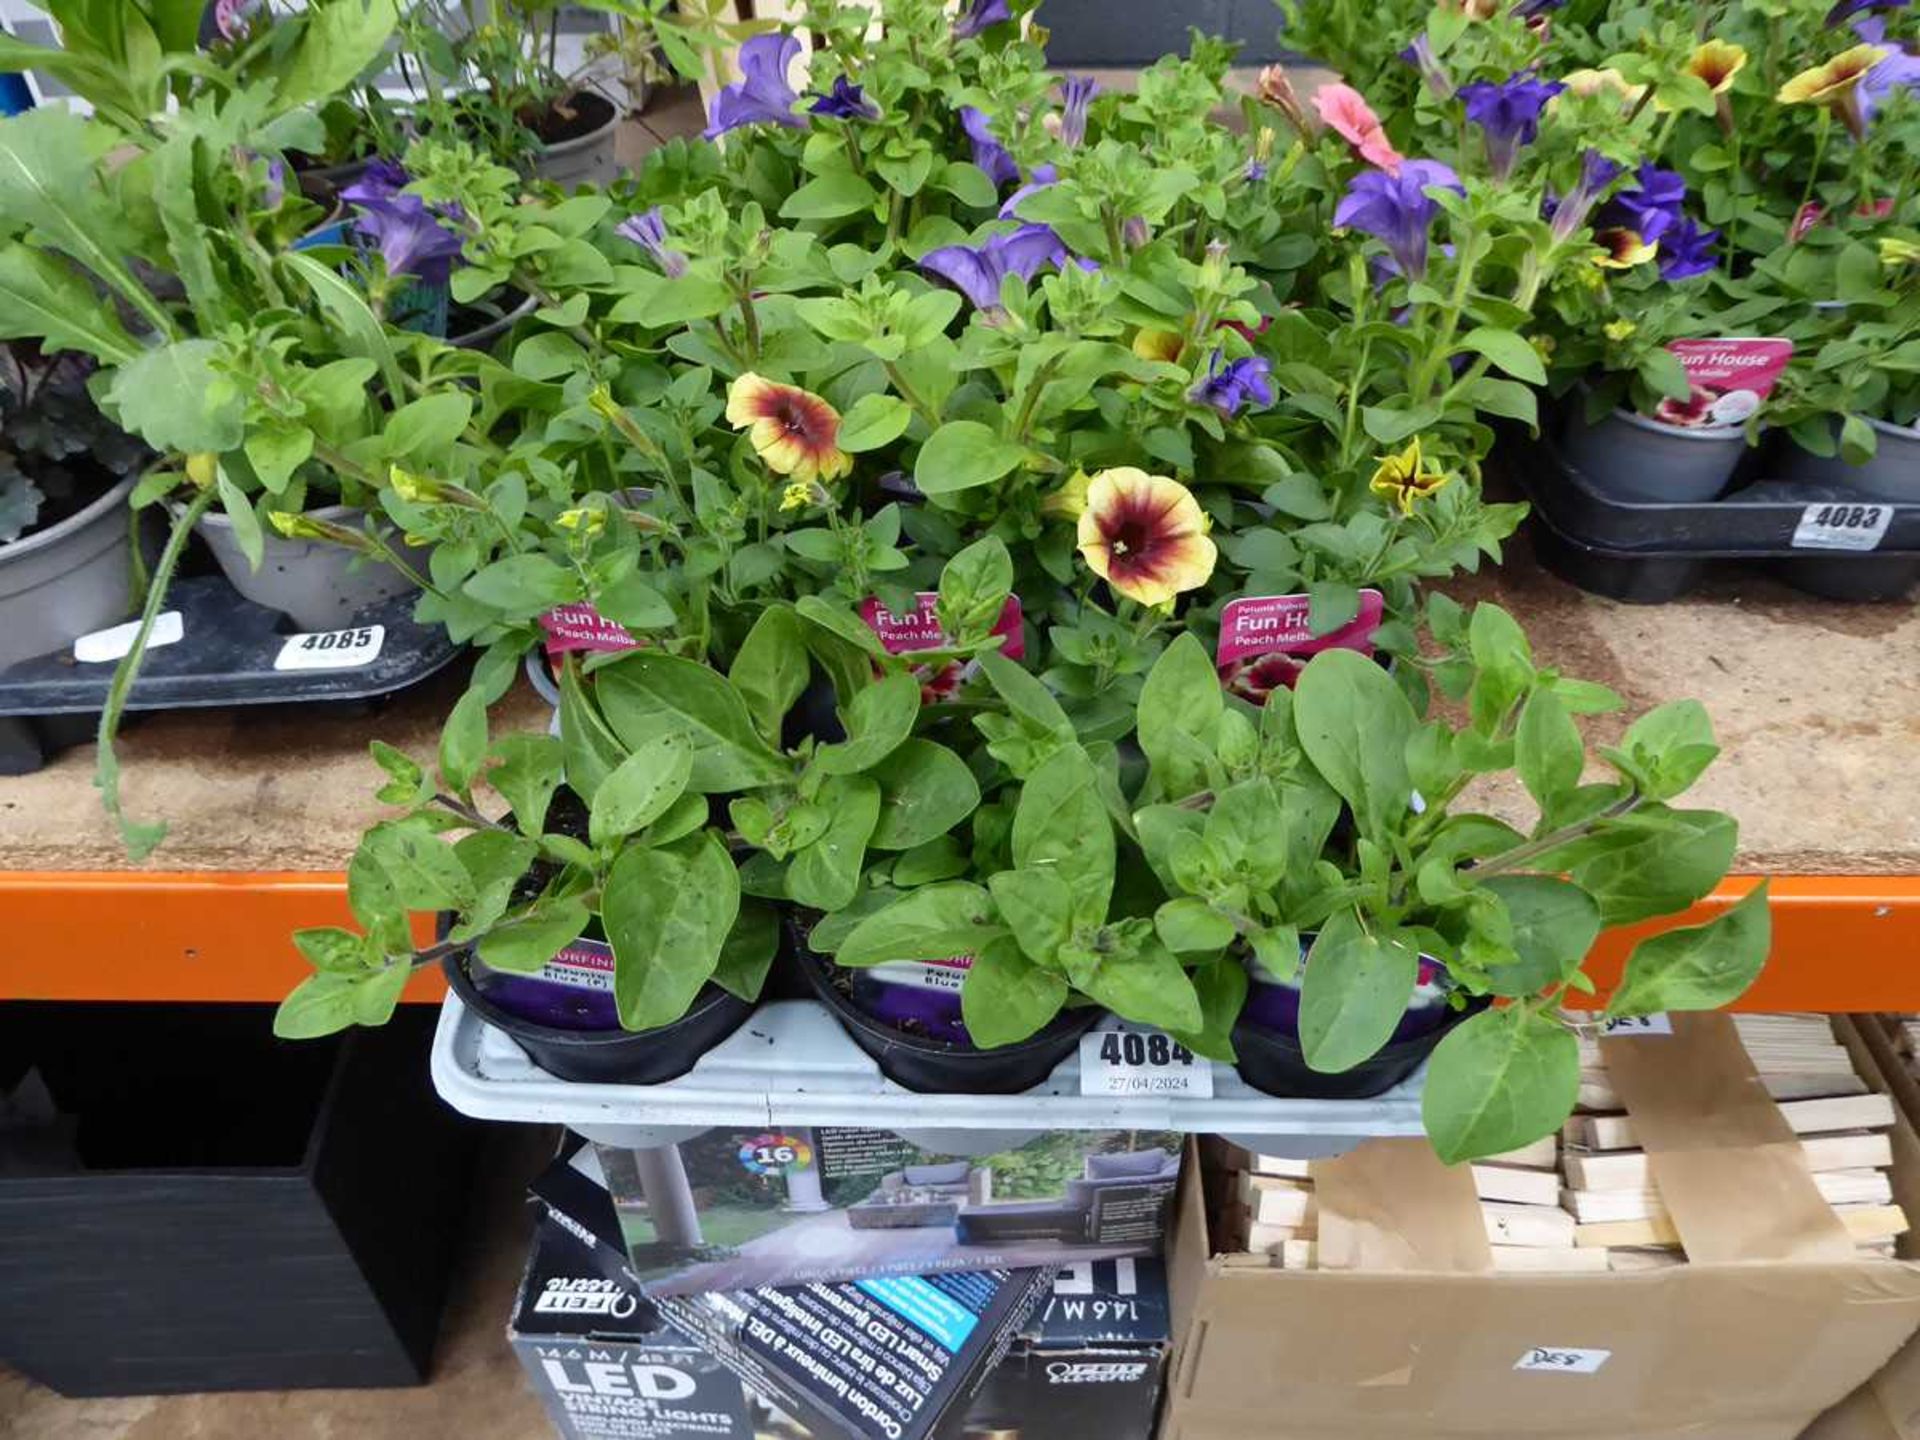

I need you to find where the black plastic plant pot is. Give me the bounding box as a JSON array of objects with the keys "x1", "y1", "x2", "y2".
[
  {"x1": 1230, "y1": 998, "x2": 1486, "y2": 1101},
  {"x1": 795, "y1": 946, "x2": 1098, "y2": 1095},
  {"x1": 443, "y1": 951, "x2": 753, "y2": 1085}
]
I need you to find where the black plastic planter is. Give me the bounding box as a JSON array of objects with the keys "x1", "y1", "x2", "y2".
[
  {"x1": 1231, "y1": 998, "x2": 1485, "y2": 1101},
  {"x1": 443, "y1": 951, "x2": 754, "y2": 1085},
  {"x1": 0, "y1": 1003, "x2": 476, "y2": 1396},
  {"x1": 795, "y1": 946, "x2": 1098, "y2": 1095}
]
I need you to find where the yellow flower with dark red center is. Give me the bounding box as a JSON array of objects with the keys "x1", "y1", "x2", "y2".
[
  {"x1": 1369, "y1": 439, "x2": 1452, "y2": 516},
  {"x1": 1075, "y1": 467, "x2": 1217, "y2": 607},
  {"x1": 1594, "y1": 227, "x2": 1657, "y2": 269},
  {"x1": 725, "y1": 373, "x2": 851, "y2": 484},
  {"x1": 1684, "y1": 40, "x2": 1747, "y2": 95},
  {"x1": 1131, "y1": 328, "x2": 1185, "y2": 363},
  {"x1": 1560, "y1": 68, "x2": 1644, "y2": 106},
  {"x1": 1777, "y1": 45, "x2": 1888, "y2": 105}
]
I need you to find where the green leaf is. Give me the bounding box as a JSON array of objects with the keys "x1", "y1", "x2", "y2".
[
  {"x1": 1079, "y1": 939, "x2": 1204, "y2": 1033},
  {"x1": 0, "y1": 242, "x2": 138, "y2": 362},
  {"x1": 1422, "y1": 1006, "x2": 1580, "y2": 1164},
  {"x1": 1457, "y1": 326, "x2": 1546, "y2": 385},
  {"x1": 1011, "y1": 745, "x2": 1114, "y2": 923},
  {"x1": 1465, "y1": 376, "x2": 1539, "y2": 428},
  {"x1": 815, "y1": 672, "x2": 920, "y2": 775},
  {"x1": 937, "y1": 534, "x2": 1013, "y2": 641},
  {"x1": 513, "y1": 332, "x2": 589, "y2": 381},
  {"x1": 596, "y1": 573, "x2": 676, "y2": 631},
  {"x1": 610, "y1": 271, "x2": 734, "y2": 326},
  {"x1": 275, "y1": 0, "x2": 399, "y2": 109},
  {"x1": 869, "y1": 738, "x2": 981, "y2": 849},
  {"x1": 913, "y1": 420, "x2": 1025, "y2": 494},
  {"x1": 284, "y1": 252, "x2": 405, "y2": 399},
  {"x1": 1610, "y1": 699, "x2": 1720, "y2": 802},
  {"x1": 728, "y1": 604, "x2": 809, "y2": 746},
  {"x1": 293, "y1": 926, "x2": 373, "y2": 975},
  {"x1": 1514, "y1": 688, "x2": 1583, "y2": 814},
  {"x1": 105, "y1": 341, "x2": 243, "y2": 454},
  {"x1": 961, "y1": 936, "x2": 1068, "y2": 1047},
  {"x1": 438, "y1": 685, "x2": 489, "y2": 795},
  {"x1": 214, "y1": 472, "x2": 262, "y2": 572},
  {"x1": 604, "y1": 833, "x2": 741, "y2": 1031},
  {"x1": 594, "y1": 651, "x2": 789, "y2": 791},
  {"x1": 590, "y1": 732, "x2": 695, "y2": 848},
  {"x1": 361, "y1": 820, "x2": 475, "y2": 911},
  {"x1": 244, "y1": 424, "x2": 314, "y2": 495},
  {"x1": 838, "y1": 881, "x2": 1000, "y2": 967},
  {"x1": 1297, "y1": 912, "x2": 1420, "y2": 1073},
  {"x1": 838, "y1": 392, "x2": 913, "y2": 453},
  {"x1": 786, "y1": 774, "x2": 882, "y2": 911},
  {"x1": 977, "y1": 650, "x2": 1072, "y2": 733},
  {"x1": 1136, "y1": 634, "x2": 1222, "y2": 796},
  {"x1": 487, "y1": 733, "x2": 561, "y2": 838},
  {"x1": 273, "y1": 973, "x2": 361, "y2": 1039},
  {"x1": 988, "y1": 866, "x2": 1076, "y2": 964},
  {"x1": 1292, "y1": 648, "x2": 1415, "y2": 837},
  {"x1": 369, "y1": 739, "x2": 428, "y2": 807},
  {"x1": 465, "y1": 554, "x2": 582, "y2": 617},
  {"x1": 1168, "y1": 957, "x2": 1247, "y2": 1064},
  {"x1": 1154, "y1": 897, "x2": 1236, "y2": 953},
  {"x1": 1479, "y1": 875, "x2": 1601, "y2": 999},
  {"x1": 1606, "y1": 883, "x2": 1771, "y2": 1017},
  {"x1": 712, "y1": 899, "x2": 779, "y2": 1002},
  {"x1": 476, "y1": 898, "x2": 590, "y2": 974},
  {"x1": 558, "y1": 658, "x2": 627, "y2": 805},
  {"x1": 779, "y1": 171, "x2": 881, "y2": 220},
  {"x1": 1571, "y1": 809, "x2": 1737, "y2": 926},
  {"x1": 384, "y1": 392, "x2": 473, "y2": 458},
  {"x1": 934, "y1": 160, "x2": 999, "y2": 208}
]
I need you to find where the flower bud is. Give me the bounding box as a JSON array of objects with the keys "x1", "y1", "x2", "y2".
[{"x1": 185, "y1": 453, "x2": 218, "y2": 489}]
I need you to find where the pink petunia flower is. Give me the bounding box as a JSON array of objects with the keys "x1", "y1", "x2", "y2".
[{"x1": 1311, "y1": 82, "x2": 1404, "y2": 174}]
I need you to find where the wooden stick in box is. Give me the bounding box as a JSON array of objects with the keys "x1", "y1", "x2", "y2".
[
  {"x1": 1564, "y1": 1131, "x2": 1893, "y2": 1191},
  {"x1": 1561, "y1": 1169, "x2": 1894, "y2": 1224},
  {"x1": 1574, "y1": 1203, "x2": 1909, "y2": 1250},
  {"x1": 1572, "y1": 1093, "x2": 1895, "y2": 1151}
]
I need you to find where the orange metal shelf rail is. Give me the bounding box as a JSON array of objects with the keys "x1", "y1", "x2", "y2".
[{"x1": 2, "y1": 871, "x2": 1917, "y2": 1009}]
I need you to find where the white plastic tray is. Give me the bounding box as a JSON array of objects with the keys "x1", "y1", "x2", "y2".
[{"x1": 430, "y1": 994, "x2": 1429, "y2": 1155}]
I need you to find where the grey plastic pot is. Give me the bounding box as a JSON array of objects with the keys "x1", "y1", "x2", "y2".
[
  {"x1": 1775, "y1": 416, "x2": 1920, "y2": 503},
  {"x1": 531, "y1": 91, "x2": 622, "y2": 189},
  {"x1": 1559, "y1": 402, "x2": 1746, "y2": 503},
  {"x1": 194, "y1": 504, "x2": 424, "y2": 630},
  {"x1": 0, "y1": 474, "x2": 140, "y2": 669}
]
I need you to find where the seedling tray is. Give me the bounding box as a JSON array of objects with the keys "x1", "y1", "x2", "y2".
[
  {"x1": 0, "y1": 575, "x2": 459, "y2": 717},
  {"x1": 1505, "y1": 433, "x2": 1920, "y2": 604},
  {"x1": 430, "y1": 993, "x2": 1427, "y2": 1155}
]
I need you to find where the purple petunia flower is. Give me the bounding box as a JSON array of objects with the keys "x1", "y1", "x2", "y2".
[
  {"x1": 999, "y1": 162, "x2": 1058, "y2": 219},
  {"x1": 616, "y1": 207, "x2": 688, "y2": 278},
  {"x1": 215, "y1": 0, "x2": 258, "y2": 41},
  {"x1": 1458, "y1": 72, "x2": 1565, "y2": 180},
  {"x1": 1190, "y1": 349, "x2": 1275, "y2": 417},
  {"x1": 1333, "y1": 159, "x2": 1463, "y2": 282},
  {"x1": 1858, "y1": 17, "x2": 1920, "y2": 117},
  {"x1": 1600, "y1": 163, "x2": 1688, "y2": 244},
  {"x1": 1549, "y1": 148, "x2": 1621, "y2": 241},
  {"x1": 953, "y1": 0, "x2": 1013, "y2": 39},
  {"x1": 340, "y1": 158, "x2": 409, "y2": 208},
  {"x1": 353, "y1": 194, "x2": 464, "y2": 287},
  {"x1": 1059, "y1": 75, "x2": 1099, "y2": 148},
  {"x1": 705, "y1": 33, "x2": 806, "y2": 139},
  {"x1": 1828, "y1": 0, "x2": 1908, "y2": 26},
  {"x1": 1399, "y1": 32, "x2": 1454, "y2": 99},
  {"x1": 1657, "y1": 216, "x2": 1720, "y2": 281},
  {"x1": 919, "y1": 223, "x2": 1078, "y2": 312},
  {"x1": 262, "y1": 157, "x2": 286, "y2": 210},
  {"x1": 809, "y1": 75, "x2": 881, "y2": 121},
  {"x1": 960, "y1": 105, "x2": 1020, "y2": 188}
]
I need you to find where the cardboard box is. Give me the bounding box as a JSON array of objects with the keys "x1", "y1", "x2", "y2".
[
  {"x1": 596, "y1": 1127, "x2": 1183, "y2": 1296},
  {"x1": 515, "y1": 1140, "x2": 1172, "y2": 1440},
  {"x1": 1162, "y1": 1014, "x2": 1920, "y2": 1440},
  {"x1": 1802, "y1": 1018, "x2": 1920, "y2": 1440}
]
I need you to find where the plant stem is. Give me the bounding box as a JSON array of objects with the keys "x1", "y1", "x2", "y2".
[
  {"x1": 1010, "y1": 352, "x2": 1066, "y2": 445},
  {"x1": 883, "y1": 360, "x2": 942, "y2": 429},
  {"x1": 737, "y1": 292, "x2": 763, "y2": 363},
  {"x1": 94, "y1": 487, "x2": 218, "y2": 858},
  {"x1": 1411, "y1": 234, "x2": 1479, "y2": 403},
  {"x1": 1471, "y1": 795, "x2": 1641, "y2": 878},
  {"x1": 1798, "y1": 108, "x2": 1832, "y2": 223},
  {"x1": 431, "y1": 793, "x2": 513, "y2": 831}
]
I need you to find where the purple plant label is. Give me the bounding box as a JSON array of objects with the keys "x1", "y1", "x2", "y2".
[
  {"x1": 853, "y1": 956, "x2": 973, "y2": 1042},
  {"x1": 857, "y1": 592, "x2": 1024, "y2": 704},
  {"x1": 1654, "y1": 338, "x2": 1792, "y2": 429},
  {"x1": 1214, "y1": 590, "x2": 1383, "y2": 704},
  {"x1": 472, "y1": 940, "x2": 621, "y2": 1031},
  {"x1": 541, "y1": 602, "x2": 639, "y2": 658}
]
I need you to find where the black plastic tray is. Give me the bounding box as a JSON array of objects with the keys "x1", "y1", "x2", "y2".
[{"x1": 1505, "y1": 432, "x2": 1920, "y2": 604}]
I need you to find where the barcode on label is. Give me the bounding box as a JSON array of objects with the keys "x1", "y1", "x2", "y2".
[
  {"x1": 1079, "y1": 1029, "x2": 1213, "y2": 1098},
  {"x1": 1515, "y1": 1346, "x2": 1611, "y2": 1374},
  {"x1": 1791, "y1": 502, "x2": 1892, "y2": 552},
  {"x1": 273, "y1": 624, "x2": 385, "y2": 672},
  {"x1": 1603, "y1": 1013, "x2": 1672, "y2": 1036}
]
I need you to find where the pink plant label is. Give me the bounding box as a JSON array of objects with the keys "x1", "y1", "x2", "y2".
[
  {"x1": 1215, "y1": 591, "x2": 1384, "y2": 703},
  {"x1": 541, "y1": 602, "x2": 639, "y2": 657},
  {"x1": 1654, "y1": 339, "x2": 1793, "y2": 429},
  {"x1": 857, "y1": 592, "x2": 1024, "y2": 704}
]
